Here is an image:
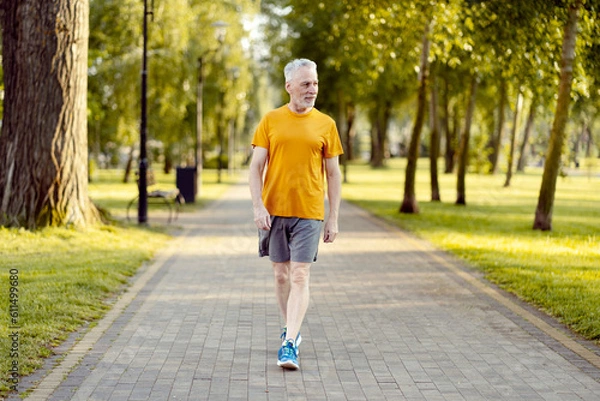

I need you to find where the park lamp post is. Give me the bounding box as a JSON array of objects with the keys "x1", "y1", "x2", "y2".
[
  {"x1": 196, "y1": 21, "x2": 228, "y2": 198},
  {"x1": 227, "y1": 66, "x2": 240, "y2": 175},
  {"x1": 138, "y1": 0, "x2": 154, "y2": 224}
]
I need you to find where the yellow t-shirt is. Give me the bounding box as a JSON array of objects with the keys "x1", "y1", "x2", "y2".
[{"x1": 252, "y1": 105, "x2": 344, "y2": 220}]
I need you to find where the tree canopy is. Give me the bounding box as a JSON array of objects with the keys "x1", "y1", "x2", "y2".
[
  {"x1": 0, "y1": 0, "x2": 598, "y2": 229},
  {"x1": 260, "y1": 0, "x2": 599, "y2": 229}
]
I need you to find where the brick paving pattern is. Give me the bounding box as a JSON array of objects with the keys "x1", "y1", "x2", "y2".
[{"x1": 20, "y1": 181, "x2": 600, "y2": 400}]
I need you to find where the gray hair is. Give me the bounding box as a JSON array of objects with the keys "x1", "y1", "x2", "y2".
[{"x1": 284, "y1": 59, "x2": 317, "y2": 83}]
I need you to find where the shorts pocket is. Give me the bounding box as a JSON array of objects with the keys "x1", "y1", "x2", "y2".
[{"x1": 258, "y1": 229, "x2": 270, "y2": 257}]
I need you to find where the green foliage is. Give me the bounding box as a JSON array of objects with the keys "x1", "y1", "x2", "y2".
[
  {"x1": 87, "y1": 0, "x2": 260, "y2": 169},
  {"x1": 81, "y1": 0, "x2": 600, "y2": 183},
  {"x1": 88, "y1": 0, "x2": 144, "y2": 162},
  {"x1": 259, "y1": 0, "x2": 600, "y2": 163}
]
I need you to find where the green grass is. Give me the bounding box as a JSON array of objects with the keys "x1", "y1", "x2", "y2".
[
  {"x1": 342, "y1": 159, "x2": 600, "y2": 342},
  {"x1": 0, "y1": 168, "x2": 234, "y2": 395}
]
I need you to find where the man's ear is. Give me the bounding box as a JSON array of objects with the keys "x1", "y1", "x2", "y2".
[{"x1": 285, "y1": 81, "x2": 292, "y2": 94}]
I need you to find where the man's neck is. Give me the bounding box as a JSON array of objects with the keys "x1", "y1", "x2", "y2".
[{"x1": 287, "y1": 103, "x2": 312, "y2": 115}]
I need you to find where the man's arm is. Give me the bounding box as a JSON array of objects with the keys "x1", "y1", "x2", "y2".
[
  {"x1": 249, "y1": 146, "x2": 271, "y2": 230},
  {"x1": 324, "y1": 156, "x2": 342, "y2": 243}
]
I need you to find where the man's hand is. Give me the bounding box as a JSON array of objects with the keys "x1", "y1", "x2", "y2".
[
  {"x1": 323, "y1": 218, "x2": 338, "y2": 243},
  {"x1": 254, "y1": 206, "x2": 271, "y2": 230}
]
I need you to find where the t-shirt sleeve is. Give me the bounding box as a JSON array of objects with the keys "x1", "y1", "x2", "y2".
[
  {"x1": 323, "y1": 120, "x2": 344, "y2": 158},
  {"x1": 251, "y1": 115, "x2": 269, "y2": 149}
]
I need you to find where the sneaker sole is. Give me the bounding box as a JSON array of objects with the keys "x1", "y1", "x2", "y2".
[{"x1": 277, "y1": 360, "x2": 299, "y2": 370}]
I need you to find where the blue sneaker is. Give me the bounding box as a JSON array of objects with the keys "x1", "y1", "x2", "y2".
[
  {"x1": 280, "y1": 327, "x2": 302, "y2": 350},
  {"x1": 277, "y1": 340, "x2": 299, "y2": 370}
]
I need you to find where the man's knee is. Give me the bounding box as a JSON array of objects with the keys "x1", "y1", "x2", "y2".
[
  {"x1": 290, "y1": 262, "x2": 311, "y2": 286},
  {"x1": 272, "y1": 262, "x2": 290, "y2": 285}
]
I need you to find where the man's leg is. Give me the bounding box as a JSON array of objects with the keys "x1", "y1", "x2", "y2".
[
  {"x1": 272, "y1": 261, "x2": 291, "y2": 323},
  {"x1": 275, "y1": 261, "x2": 310, "y2": 369},
  {"x1": 284, "y1": 261, "x2": 311, "y2": 342}
]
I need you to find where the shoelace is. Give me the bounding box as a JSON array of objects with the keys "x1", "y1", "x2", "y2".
[{"x1": 282, "y1": 341, "x2": 297, "y2": 357}]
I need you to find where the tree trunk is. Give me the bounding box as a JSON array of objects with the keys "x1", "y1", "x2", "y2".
[
  {"x1": 443, "y1": 74, "x2": 456, "y2": 174},
  {"x1": 369, "y1": 117, "x2": 378, "y2": 166},
  {"x1": 533, "y1": 0, "x2": 581, "y2": 231},
  {"x1": 584, "y1": 123, "x2": 592, "y2": 158},
  {"x1": 91, "y1": 116, "x2": 101, "y2": 181},
  {"x1": 400, "y1": 21, "x2": 431, "y2": 214},
  {"x1": 572, "y1": 120, "x2": 586, "y2": 168},
  {"x1": 504, "y1": 91, "x2": 523, "y2": 187},
  {"x1": 164, "y1": 152, "x2": 173, "y2": 174},
  {"x1": 345, "y1": 103, "x2": 356, "y2": 162},
  {"x1": 342, "y1": 102, "x2": 356, "y2": 184},
  {"x1": 456, "y1": 75, "x2": 478, "y2": 206},
  {"x1": 336, "y1": 89, "x2": 349, "y2": 183},
  {"x1": 516, "y1": 98, "x2": 537, "y2": 172},
  {"x1": 429, "y1": 74, "x2": 441, "y2": 202},
  {"x1": 0, "y1": 0, "x2": 99, "y2": 228},
  {"x1": 217, "y1": 89, "x2": 225, "y2": 184},
  {"x1": 124, "y1": 146, "x2": 135, "y2": 183},
  {"x1": 488, "y1": 78, "x2": 506, "y2": 174},
  {"x1": 370, "y1": 99, "x2": 390, "y2": 168},
  {"x1": 380, "y1": 100, "x2": 391, "y2": 163},
  {"x1": 196, "y1": 57, "x2": 205, "y2": 198},
  {"x1": 227, "y1": 117, "x2": 235, "y2": 173}
]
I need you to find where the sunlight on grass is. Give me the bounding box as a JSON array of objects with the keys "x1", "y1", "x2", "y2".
[
  {"x1": 342, "y1": 159, "x2": 600, "y2": 342},
  {"x1": 0, "y1": 224, "x2": 170, "y2": 393},
  {"x1": 0, "y1": 168, "x2": 235, "y2": 395}
]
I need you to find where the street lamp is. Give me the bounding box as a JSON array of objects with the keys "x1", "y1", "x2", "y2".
[
  {"x1": 227, "y1": 67, "x2": 240, "y2": 175},
  {"x1": 138, "y1": 0, "x2": 154, "y2": 224},
  {"x1": 196, "y1": 21, "x2": 228, "y2": 197}
]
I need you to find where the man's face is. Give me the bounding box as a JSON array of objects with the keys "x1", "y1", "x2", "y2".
[{"x1": 286, "y1": 66, "x2": 318, "y2": 113}]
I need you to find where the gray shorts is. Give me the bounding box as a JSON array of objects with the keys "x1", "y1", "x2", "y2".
[{"x1": 258, "y1": 217, "x2": 323, "y2": 263}]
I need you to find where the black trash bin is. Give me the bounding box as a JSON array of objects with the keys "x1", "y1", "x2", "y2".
[{"x1": 176, "y1": 166, "x2": 197, "y2": 204}]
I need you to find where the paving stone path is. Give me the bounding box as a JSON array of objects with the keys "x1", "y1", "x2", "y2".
[{"x1": 19, "y1": 181, "x2": 600, "y2": 400}]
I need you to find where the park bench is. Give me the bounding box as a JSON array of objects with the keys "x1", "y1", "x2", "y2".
[{"x1": 126, "y1": 170, "x2": 184, "y2": 223}]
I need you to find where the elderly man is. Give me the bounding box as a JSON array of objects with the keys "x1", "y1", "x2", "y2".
[{"x1": 249, "y1": 58, "x2": 343, "y2": 369}]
